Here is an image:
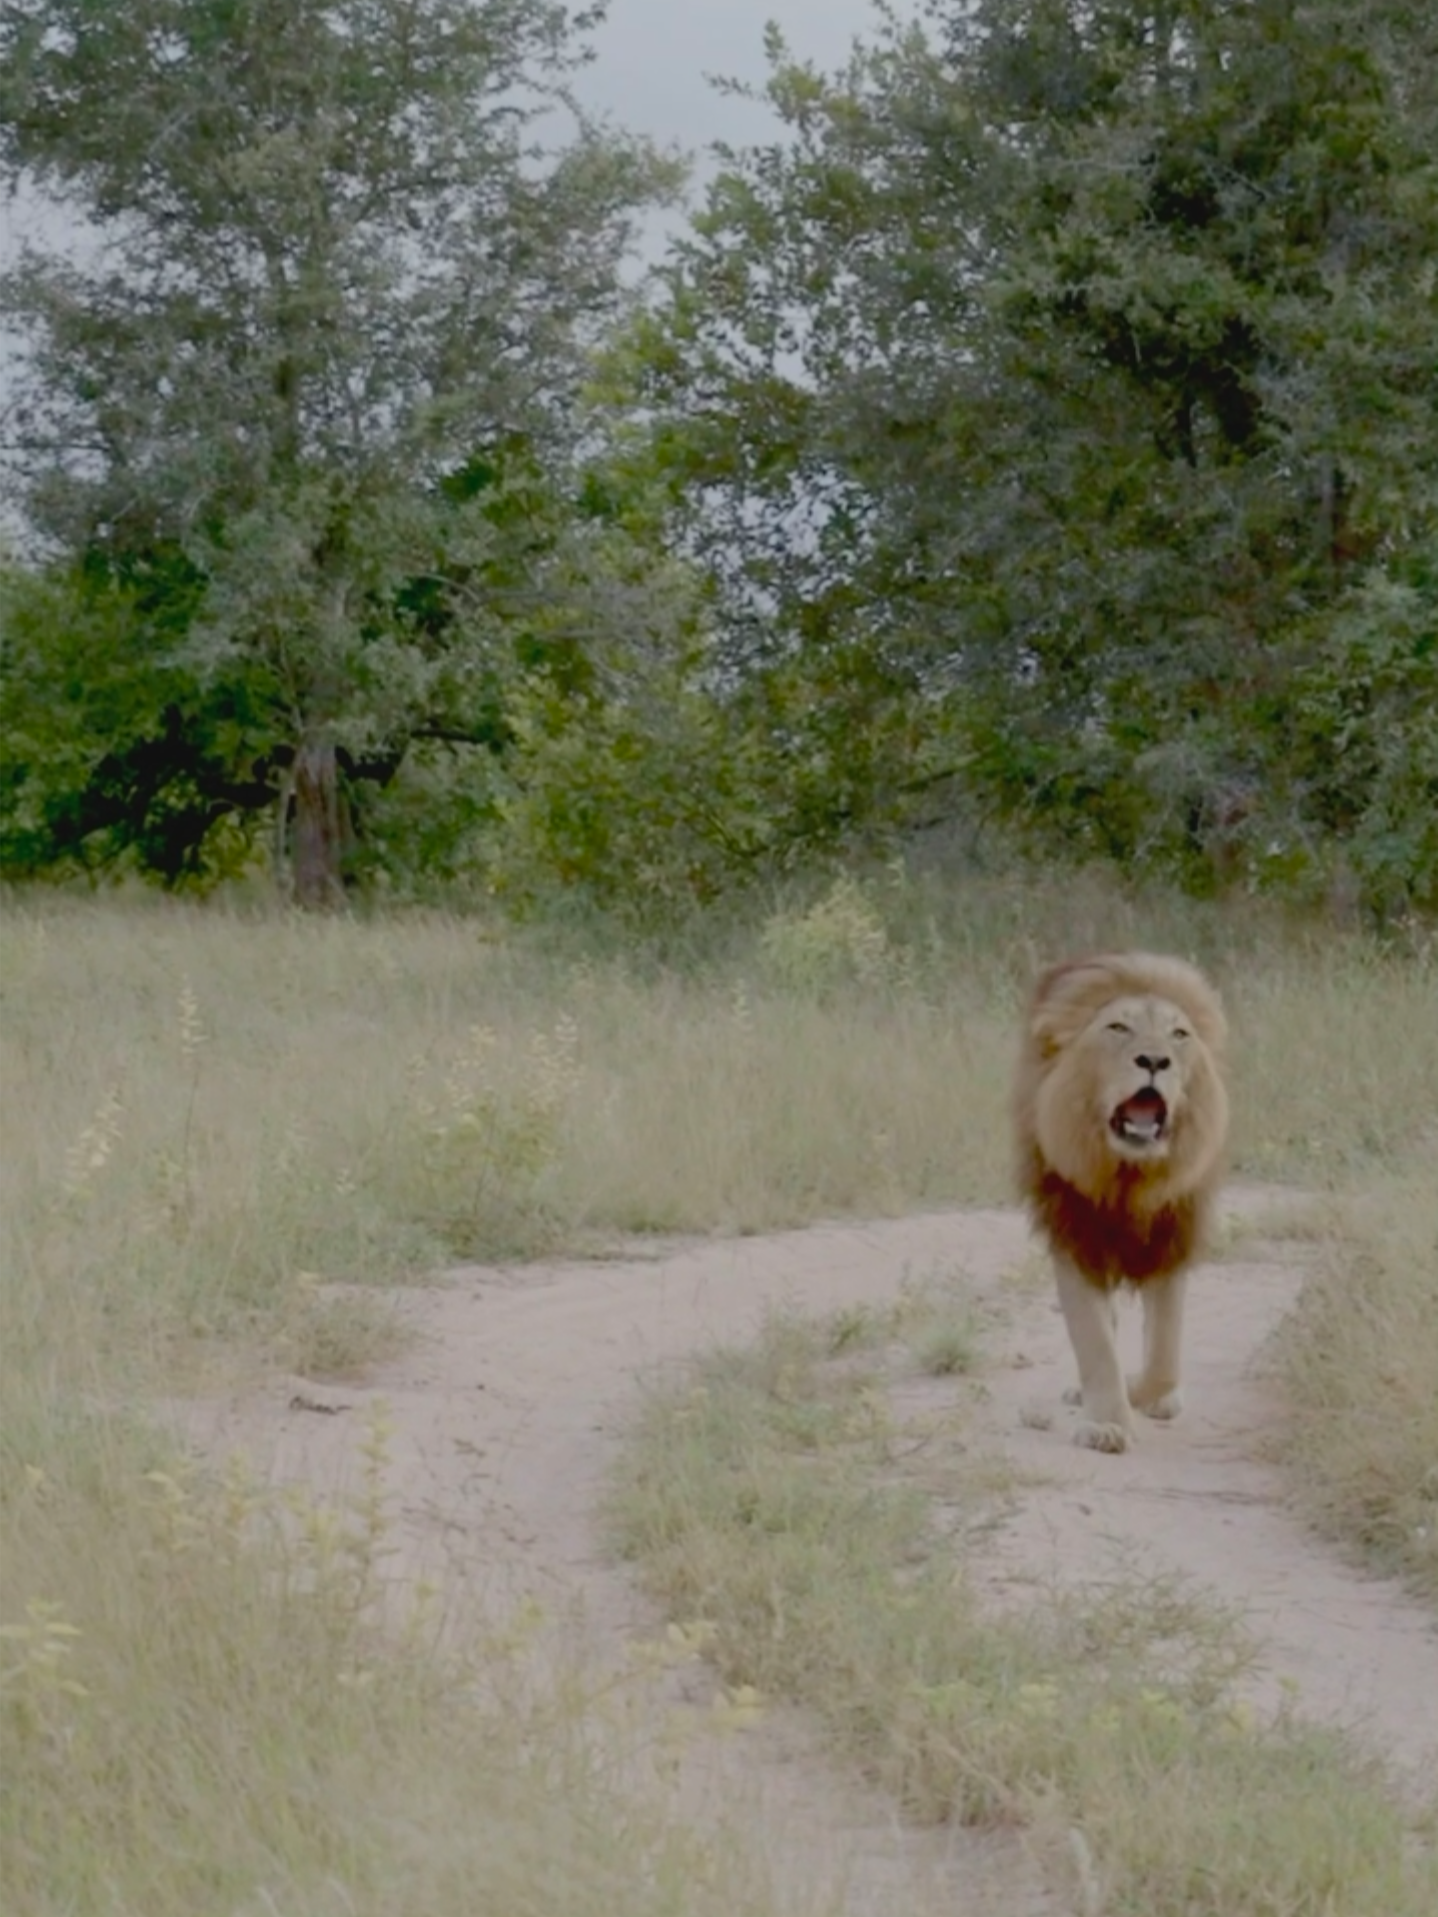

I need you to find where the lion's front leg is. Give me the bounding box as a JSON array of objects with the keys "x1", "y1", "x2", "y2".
[
  {"x1": 1127, "y1": 1270, "x2": 1188, "y2": 1421},
  {"x1": 1054, "y1": 1256, "x2": 1134, "y2": 1453}
]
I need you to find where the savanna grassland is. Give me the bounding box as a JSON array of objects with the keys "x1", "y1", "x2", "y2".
[{"x1": 3, "y1": 871, "x2": 1436, "y2": 1915}]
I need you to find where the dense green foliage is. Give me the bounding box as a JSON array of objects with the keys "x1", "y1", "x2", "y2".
[
  {"x1": 632, "y1": 0, "x2": 1438, "y2": 907},
  {"x1": 0, "y1": 0, "x2": 679, "y2": 900},
  {"x1": 2, "y1": 1, "x2": 1435, "y2": 915}
]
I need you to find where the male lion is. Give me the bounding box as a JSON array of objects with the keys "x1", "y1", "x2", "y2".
[{"x1": 1014, "y1": 952, "x2": 1229, "y2": 1454}]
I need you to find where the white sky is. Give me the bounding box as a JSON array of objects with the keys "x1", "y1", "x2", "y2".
[
  {"x1": 579, "y1": 0, "x2": 882, "y2": 156},
  {"x1": 576, "y1": 0, "x2": 898, "y2": 259}
]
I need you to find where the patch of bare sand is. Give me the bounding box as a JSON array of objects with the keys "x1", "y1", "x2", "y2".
[{"x1": 165, "y1": 1190, "x2": 1437, "y2": 1913}]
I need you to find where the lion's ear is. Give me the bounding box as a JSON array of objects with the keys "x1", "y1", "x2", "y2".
[
  {"x1": 1029, "y1": 957, "x2": 1103, "y2": 1054},
  {"x1": 1029, "y1": 1006, "x2": 1069, "y2": 1058},
  {"x1": 1034, "y1": 958, "x2": 1091, "y2": 1003}
]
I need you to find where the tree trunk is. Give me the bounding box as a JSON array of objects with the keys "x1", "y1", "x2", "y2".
[{"x1": 291, "y1": 736, "x2": 348, "y2": 909}]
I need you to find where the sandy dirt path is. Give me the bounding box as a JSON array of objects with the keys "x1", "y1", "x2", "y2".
[
  {"x1": 169, "y1": 1191, "x2": 1438, "y2": 1913},
  {"x1": 953, "y1": 1220, "x2": 1438, "y2": 1787}
]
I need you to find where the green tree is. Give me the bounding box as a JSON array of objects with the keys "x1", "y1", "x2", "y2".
[
  {"x1": 0, "y1": 0, "x2": 680, "y2": 901},
  {"x1": 0, "y1": 551, "x2": 272, "y2": 885},
  {"x1": 1285, "y1": 534, "x2": 1438, "y2": 916},
  {"x1": 630, "y1": 0, "x2": 1438, "y2": 903}
]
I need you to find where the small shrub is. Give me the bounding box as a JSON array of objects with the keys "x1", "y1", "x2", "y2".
[
  {"x1": 759, "y1": 877, "x2": 896, "y2": 995},
  {"x1": 909, "y1": 1315, "x2": 980, "y2": 1377},
  {"x1": 392, "y1": 1012, "x2": 584, "y2": 1255}
]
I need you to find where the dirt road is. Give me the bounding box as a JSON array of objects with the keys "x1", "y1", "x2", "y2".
[{"x1": 169, "y1": 1193, "x2": 1438, "y2": 1915}]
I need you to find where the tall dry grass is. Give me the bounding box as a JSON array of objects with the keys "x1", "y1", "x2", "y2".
[
  {"x1": 1274, "y1": 1157, "x2": 1438, "y2": 1608},
  {"x1": 3, "y1": 876, "x2": 1433, "y2": 1376},
  {"x1": 1, "y1": 1401, "x2": 793, "y2": 1917}
]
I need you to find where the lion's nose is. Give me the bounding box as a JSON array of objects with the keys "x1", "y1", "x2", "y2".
[{"x1": 1135, "y1": 1053, "x2": 1171, "y2": 1075}]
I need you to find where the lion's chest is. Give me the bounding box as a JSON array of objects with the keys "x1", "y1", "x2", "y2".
[{"x1": 1031, "y1": 1169, "x2": 1201, "y2": 1288}]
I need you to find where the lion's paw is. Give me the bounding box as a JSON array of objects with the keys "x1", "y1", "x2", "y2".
[
  {"x1": 1073, "y1": 1419, "x2": 1133, "y2": 1454},
  {"x1": 1128, "y1": 1376, "x2": 1184, "y2": 1421}
]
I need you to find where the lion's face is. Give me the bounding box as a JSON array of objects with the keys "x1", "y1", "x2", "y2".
[
  {"x1": 1084, "y1": 990, "x2": 1200, "y2": 1166},
  {"x1": 1016, "y1": 952, "x2": 1230, "y2": 1213}
]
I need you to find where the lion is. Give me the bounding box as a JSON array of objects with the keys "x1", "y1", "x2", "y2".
[{"x1": 1014, "y1": 951, "x2": 1230, "y2": 1454}]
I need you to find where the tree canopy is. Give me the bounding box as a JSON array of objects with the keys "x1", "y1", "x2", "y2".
[
  {"x1": 628, "y1": 0, "x2": 1438, "y2": 903},
  {"x1": 1, "y1": 0, "x2": 680, "y2": 899},
  {"x1": 3, "y1": 0, "x2": 1436, "y2": 916}
]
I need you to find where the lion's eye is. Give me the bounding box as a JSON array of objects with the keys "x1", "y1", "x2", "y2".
[
  {"x1": 1106, "y1": 1021, "x2": 1132, "y2": 1035},
  {"x1": 1172, "y1": 1028, "x2": 1191, "y2": 1041}
]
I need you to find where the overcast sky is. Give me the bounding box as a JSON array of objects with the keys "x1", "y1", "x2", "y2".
[
  {"x1": 579, "y1": 0, "x2": 882, "y2": 157},
  {"x1": 576, "y1": 0, "x2": 898, "y2": 255}
]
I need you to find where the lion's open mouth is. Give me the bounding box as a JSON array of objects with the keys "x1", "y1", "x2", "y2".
[{"x1": 1110, "y1": 1087, "x2": 1169, "y2": 1147}]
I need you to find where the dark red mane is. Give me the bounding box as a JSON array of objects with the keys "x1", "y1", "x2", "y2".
[{"x1": 1025, "y1": 1159, "x2": 1206, "y2": 1289}]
